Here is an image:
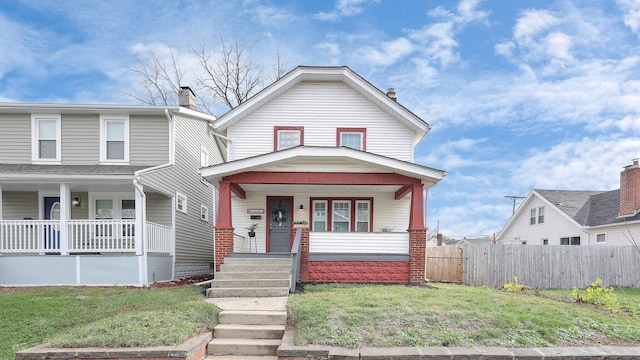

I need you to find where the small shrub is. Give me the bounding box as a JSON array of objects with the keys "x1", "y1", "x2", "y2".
[
  {"x1": 503, "y1": 277, "x2": 525, "y2": 292},
  {"x1": 572, "y1": 278, "x2": 619, "y2": 312}
]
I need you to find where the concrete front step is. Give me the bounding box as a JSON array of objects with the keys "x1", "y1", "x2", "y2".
[
  {"x1": 225, "y1": 257, "x2": 292, "y2": 265},
  {"x1": 207, "y1": 338, "x2": 281, "y2": 356},
  {"x1": 214, "y1": 271, "x2": 290, "y2": 280},
  {"x1": 219, "y1": 310, "x2": 287, "y2": 325},
  {"x1": 211, "y1": 279, "x2": 290, "y2": 288},
  {"x1": 214, "y1": 324, "x2": 285, "y2": 339},
  {"x1": 207, "y1": 287, "x2": 289, "y2": 298},
  {"x1": 219, "y1": 263, "x2": 291, "y2": 272}
]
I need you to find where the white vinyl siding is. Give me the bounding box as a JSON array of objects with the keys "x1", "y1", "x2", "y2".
[
  {"x1": 0, "y1": 114, "x2": 31, "y2": 163},
  {"x1": 129, "y1": 115, "x2": 170, "y2": 166},
  {"x1": 226, "y1": 82, "x2": 414, "y2": 161},
  {"x1": 61, "y1": 115, "x2": 100, "y2": 164},
  {"x1": 31, "y1": 114, "x2": 61, "y2": 163},
  {"x1": 1, "y1": 191, "x2": 39, "y2": 220},
  {"x1": 309, "y1": 232, "x2": 409, "y2": 253},
  {"x1": 100, "y1": 115, "x2": 129, "y2": 163}
]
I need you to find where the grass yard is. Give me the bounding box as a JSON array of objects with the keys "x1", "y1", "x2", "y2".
[
  {"x1": 288, "y1": 283, "x2": 640, "y2": 349},
  {"x1": 0, "y1": 285, "x2": 219, "y2": 360}
]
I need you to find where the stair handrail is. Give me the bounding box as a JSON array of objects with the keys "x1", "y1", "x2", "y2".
[{"x1": 290, "y1": 228, "x2": 303, "y2": 293}]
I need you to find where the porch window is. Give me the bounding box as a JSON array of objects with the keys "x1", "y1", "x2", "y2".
[
  {"x1": 95, "y1": 200, "x2": 114, "y2": 219},
  {"x1": 312, "y1": 200, "x2": 328, "y2": 232},
  {"x1": 355, "y1": 200, "x2": 370, "y2": 232},
  {"x1": 274, "y1": 126, "x2": 304, "y2": 151},
  {"x1": 32, "y1": 114, "x2": 61, "y2": 162},
  {"x1": 332, "y1": 200, "x2": 350, "y2": 232},
  {"x1": 100, "y1": 115, "x2": 129, "y2": 163},
  {"x1": 337, "y1": 128, "x2": 366, "y2": 151},
  {"x1": 121, "y1": 200, "x2": 135, "y2": 219}
]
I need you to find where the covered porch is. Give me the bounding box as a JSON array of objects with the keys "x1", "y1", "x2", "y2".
[{"x1": 0, "y1": 164, "x2": 175, "y2": 286}]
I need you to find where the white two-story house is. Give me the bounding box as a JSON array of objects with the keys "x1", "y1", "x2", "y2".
[
  {"x1": 0, "y1": 89, "x2": 223, "y2": 286},
  {"x1": 201, "y1": 66, "x2": 446, "y2": 284}
]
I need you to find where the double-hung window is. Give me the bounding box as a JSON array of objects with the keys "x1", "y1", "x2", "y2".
[
  {"x1": 530, "y1": 207, "x2": 544, "y2": 225},
  {"x1": 337, "y1": 128, "x2": 366, "y2": 150},
  {"x1": 274, "y1": 126, "x2": 303, "y2": 151},
  {"x1": 100, "y1": 115, "x2": 129, "y2": 163},
  {"x1": 312, "y1": 198, "x2": 373, "y2": 232},
  {"x1": 332, "y1": 200, "x2": 351, "y2": 232},
  {"x1": 312, "y1": 200, "x2": 328, "y2": 232},
  {"x1": 32, "y1": 114, "x2": 61, "y2": 162},
  {"x1": 355, "y1": 200, "x2": 371, "y2": 232}
]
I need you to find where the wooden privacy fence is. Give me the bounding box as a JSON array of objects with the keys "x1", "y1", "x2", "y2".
[
  {"x1": 462, "y1": 244, "x2": 640, "y2": 289},
  {"x1": 426, "y1": 245, "x2": 464, "y2": 283}
]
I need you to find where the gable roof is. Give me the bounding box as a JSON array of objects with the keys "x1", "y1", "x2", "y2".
[
  {"x1": 499, "y1": 188, "x2": 640, "y2": 239},
  {"x1": 200, "y1": 145, "x2": 446, "y2": 187},
  {"x1": 211, "y1": 66, "x2": 432, "y2": 136}
]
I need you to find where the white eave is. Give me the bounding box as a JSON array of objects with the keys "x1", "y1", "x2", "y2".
[
  {"x1": 200, "y1": 146, "x2": 446, "y2": 186},
  {"x1": 210, "y1": 66, "x2": 431, "y2": 136}
]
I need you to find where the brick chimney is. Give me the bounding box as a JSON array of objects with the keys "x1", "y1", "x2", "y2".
[
  {"x1": 179, "y1": 86, "x2": 197, "y2": 110},
  {"x1": 619, "y1": 158, "x2": 640, "y2": 217},
  {"x1": 386, "y1": 88, "x2": 397, "y2": 101}
]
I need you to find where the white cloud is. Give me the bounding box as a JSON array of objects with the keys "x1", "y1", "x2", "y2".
[
  {"x1": 513, "y1": 9, "x2": 558, "y2": 41},
  {"x1": 356, "y1": 38, "x2": 414, "y2": 66},
  {"x1": 409, "y1": 22, "x2": 458, "y2": 67},
  {"x1": 314, "y1": 0, "x2": 380, "y2": 21},
  {"x1": 617, "y1": 0, "x2": 640, "y2": 34}
]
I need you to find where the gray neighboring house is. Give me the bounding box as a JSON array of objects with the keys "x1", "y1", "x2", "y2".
[
  {"x1": 0, "y1": 88, "x2": 224, "y2": 286},
  {"x1": 498, "y1": 159, "x2": 640, "y2": 246}
]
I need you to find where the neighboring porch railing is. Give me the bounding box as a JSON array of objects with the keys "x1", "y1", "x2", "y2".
[{"x1": 0, "y1": 220, "x2": 172, "y2": 254}]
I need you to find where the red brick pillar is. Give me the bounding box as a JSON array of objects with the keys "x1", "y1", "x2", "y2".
[
  {"x1": 214, "y1": 227, "x2": 234, "y2": 272},
  {"x1": 409, "y1": 229, "x2": 426, "y2": 284},
  {"x1": 299, "y1": 228, "x2": 310, "y2": 282}
]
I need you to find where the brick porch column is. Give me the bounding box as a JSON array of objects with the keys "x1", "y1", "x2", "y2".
[
  {"x1": 409, "y1": 229, "x2": 427, "y2": 284},
  {"x1": 299, "y1": 228, "x2": 310, "y2": 282},
  {"x1": 214, "y1": 227, "x2": 234, "y2": 272}
]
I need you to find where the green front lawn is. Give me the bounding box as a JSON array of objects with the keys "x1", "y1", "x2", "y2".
[
  {"x1": 288, "y1": 283, "x2": 640, "y2": 348},
  {"x1": 0, "y1": 286, "x2": 218, "y2": 360}
]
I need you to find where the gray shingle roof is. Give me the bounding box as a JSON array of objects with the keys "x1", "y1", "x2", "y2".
[
  {"x1": 0, "y1": 164, "x2": 152, "y2": 176},
  {"x1": 535, "y1": 188, "x2": 640, "y2": 227}
]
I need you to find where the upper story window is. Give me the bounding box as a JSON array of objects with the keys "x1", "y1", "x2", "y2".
[
  {"x1": 100, "y1": 115, "x2": 129, "y2": 163},
  {"x1": 337, "y1": 128, "x2": 366, "y2": 151},
  {"x1": 31, "y1": 114, "x2": 61, "y2": 163},
  {"x1": 274, "y1": 126, "x2": 304, "y2": 151},
  {"x1": 530, "y1": 206, "x2": 544, "y2": 225}
]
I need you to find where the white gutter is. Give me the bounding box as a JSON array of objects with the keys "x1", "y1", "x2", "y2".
[{"x1": 208, "y1": 123, "x2": 235, "y2": 161}]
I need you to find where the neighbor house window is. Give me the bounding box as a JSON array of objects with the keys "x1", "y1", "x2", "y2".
[
  {"x1": 337, "y1": 128, "x2": 366, "y2": 151},
  {"x1": 274, "y1": 126, "x2": 303, "y2": 151},
  {"x1": 542, "y1": 239, "x2": 549, "y2": 245},
  {"x1": 596, "y1": 233, "x2": 606, "y2": 244},
  {"x1": 31, "y1": 114, "x2": 61, "y2": 162},
  {"x1": 176, "y1": 192, "x2": 187, "y2": 213},
  {"x1": 200, "y1": 204, "x2": 209, "y2": 222},
  {"x1": 200, "y1": 146, "x2": 209, "y2": 168},
  {"x1": 530, "y1": 207, "x2": 544, "y2": 225},
  {"x1": 312, "y1": 200, "x2": 328, "y2": 232},
  {"x1": 100, "y1": 115, "x2": 129, "y2": 163},
  {"x1": 332, "y1": 200, "x2": 350, "y2": 232},
  {"x1": 560, "y1": 236, "x2": 581, "y2": 245},
  {"x1": 121, "y1": 200, "x2": 135, "y2": 219}
]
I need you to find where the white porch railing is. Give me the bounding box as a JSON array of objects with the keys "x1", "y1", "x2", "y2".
[{"x1": 0, "y1": 220, "x2": 172, "y2": 254}]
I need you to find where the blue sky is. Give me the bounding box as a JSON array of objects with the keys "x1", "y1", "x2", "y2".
[{"x1": 1, "y1": 0, "x2": 640, "y2": 238}]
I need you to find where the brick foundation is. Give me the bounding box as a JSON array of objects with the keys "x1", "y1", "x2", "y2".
[
  {"x1": 214, "y1": 227, "x2": 234, "y2": 272},
  {"x1": 308, "y1": 261, "x2": 409, "y2": 283},
  {"x1": 408, "y1": 229, "x2": 426, "y2": 284}
]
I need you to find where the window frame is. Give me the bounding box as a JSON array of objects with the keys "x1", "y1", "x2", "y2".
[
  {"x1": 200, "y1": 204, "x2": 209, "y2": 222},
  {"x1": 88, "y1": 193, "x2": 135, "y2": 220},
  {"x1": 560, "y1": 236, "x2": 581, "y2": 245},
  {"x1": 176, "y1": 192, "x2": 188, "y2": 214},
  {"x1": 99, "y1": 114, "x2": 130, "y2": 164},
  {"x1": 310, "y1": 197, "x2": 374, "y2": 232},
  {"x1": 274, "y1": 126, "x2": 304, "y2": 151},
  {"x1": 312, "y1": 200, "x2": 328, "y2": 232},
  {"x1": 529, "y1": 206, "x2": 544, "y2": 225},
  {"x1": 336, "y1": 128, "x2": 366, "y2": 151},
  {"x1": 542, "y1": 238, "x2": 549, "y2": 245},
  {"x1": 332, "y1": 200, "x2": 351, "y2": 232},
  {"x1": 596, "y1": 233, "x2": 606, "y2": 244},
  {"x1": 31, "y1": 114, "x2": 62, "y2": 163},
  {"x1": 355, "y1": 200, "x2": 371, "y2": 233}
]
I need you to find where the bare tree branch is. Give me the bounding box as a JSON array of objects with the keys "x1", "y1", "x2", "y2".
[{"x1": 124, "y1": 47, "x2": 184, "y2": 106}]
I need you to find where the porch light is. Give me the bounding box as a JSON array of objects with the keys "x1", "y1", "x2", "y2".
[
  {"x1": 299, "y1": 204, "x2": 304, "y2": 210},
  {"x1": 72, "y1": 197, "x2": 81, "y2": 207}
]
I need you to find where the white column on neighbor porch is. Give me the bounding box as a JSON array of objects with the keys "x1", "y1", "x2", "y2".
[
  {"x1": 0, "y1": 184, "x2": 3, "y2": 220},
  {"x1": 134, "y1": 181, "x2": 146, "y2": 256},
  {"x1": 59, "y1": 183, "x2": 70, "y2": 255}
]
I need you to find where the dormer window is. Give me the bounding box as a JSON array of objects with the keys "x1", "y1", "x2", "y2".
[
  {"x1": 337, "y1": 128, "x2": 366, "y2": 151},
  {"x1": 274, "y1": 126, "x2": 304, "y2": 151}
]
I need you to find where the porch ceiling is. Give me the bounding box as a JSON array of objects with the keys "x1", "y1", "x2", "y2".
[{"x1": 240, "y1": 183, "x2": 402, "y2": 193}]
